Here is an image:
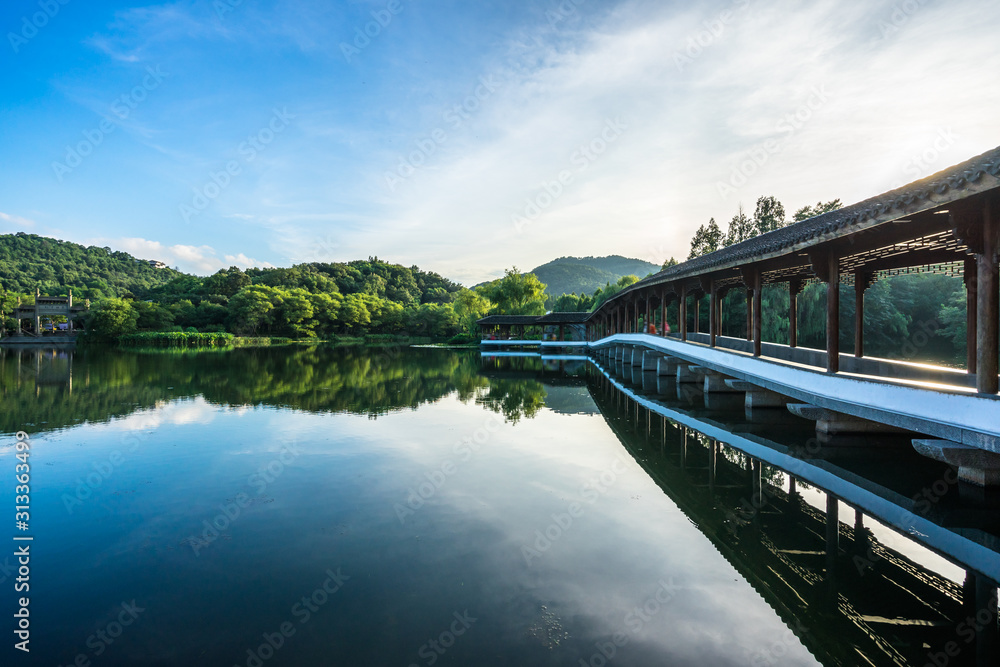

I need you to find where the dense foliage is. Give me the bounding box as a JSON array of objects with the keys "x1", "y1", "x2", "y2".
[
  {"x1": 664, "y1": 196, "x2": 968, "y2": 366},
  {"x1": 529, "y1": 255, "x2": 659, "y2": 305},
  {"x1": 0, "y1": 232, "x2": 183, "y2": 299}
]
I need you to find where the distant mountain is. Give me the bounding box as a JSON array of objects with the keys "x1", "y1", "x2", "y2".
[
  {"x1": 0, "y1": 232, "x2": 184, "y2": 299},
  {"x1": 530, "y1": 255, "x2": 660, "y2": 299}
]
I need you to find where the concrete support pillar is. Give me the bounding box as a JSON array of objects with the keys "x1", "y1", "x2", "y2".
[
  {"x1": 657, "y1": 356, "x2": 678, "y2": 376},
  {"x1": 641, "y1": 351, "x2": 660, "y2": 371},
  {"x1": 977, "y1": 198, "x2": 998, "y2": 394},
  {"x1": 676, "y1": 363, "x2": 699, "y2": 383},
  {"x1": 703, "y1": 371, "x2": 739, "y2": 393},
  {"x1": 827, "y1": 254, "x2": 841, "y2": 373},
  {"x1": 913, "y1": 439, "x2": 1000, "y2": 487},
  {"x1": 788, "y1": 404, "x2": 908, "y2": 435}
]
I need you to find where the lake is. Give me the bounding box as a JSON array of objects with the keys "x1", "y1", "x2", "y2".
[{"x1": 0, "y1": 345, "x2": 996, "y2": 666}]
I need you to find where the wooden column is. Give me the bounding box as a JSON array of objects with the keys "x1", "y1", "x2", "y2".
[
  {"x1": 966, "y1": 257, "x2": 977, "y2": 374},
  {"x1": 789, "y1": 278, "x2": 801, "y2": 348},
  {"x1": 827, "y1": 254, "x2": 840, "y2": 373},
  {"x1": 660, "y1": 291, "x2": 667, "y2": 337},
  {"x1": 680, "y1": 286, "x2": 688, "y2": 342},
  {"x1": 646, "y1": 294, "x2": 651, "y2": 333},
  {"x1": 752, "y1": 271, "x2": 762, "y2": 357},
  {"x1": 709, "y1": 283, "x2": 718, "y2": 348},
  {"x1": 745, "y1": 288, "x2": 752, "y2": 341},
  {"x1": 693, "y1": 296, "x2": 700, "y2": 335},
  {"x1": 854, "y1": 271, "x2": 867, "y2": 358},
  {"x1": 978, "y1": 199, "x2": 998, "y2": 394}
]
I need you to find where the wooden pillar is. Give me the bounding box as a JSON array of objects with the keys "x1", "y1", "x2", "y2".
[
  {"x1": 680, "y1": 286, "x2": 688, "y2": 342},
  {"x1": 752, "y1": 271, "x2": 762, "y2": 357},
  {"x1": 789, "y1": 279, "x2": 801, "y2": 348},
  {"x1": 558, "y1": 324, "x2": 564, "y2": 341},
  {"x1": 966, "y1": 257, "x2": 978, "y2": 374},
  {"x1": 709, "y1": 283, "x2": 718, "y2": 348},
  {"x1": 978, "y1": 199, "x2": 998, "y2": 394},
  {"x1": 693, "y1": 296, "x2": 700, "y2": 335},
  {"x1": 854, "y1": 271, "x2": 866, "y2": 358},
  {"x1": 645, "y1": 294, "x2": 651, "y2": 334},
  {"x1": 745, "y1": 288, "x2": 752, "y2": 342},
  {"x1": 660, "y1": 291, "x2": 667, "y2": 337},
  {"x1": 827, "y1": 254, "x2": 840, "y2": 373}
]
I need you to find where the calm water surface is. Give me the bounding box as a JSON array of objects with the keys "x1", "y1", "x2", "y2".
[{"x1": 0, "y1": 345, "x2": 994, "y2": 666}]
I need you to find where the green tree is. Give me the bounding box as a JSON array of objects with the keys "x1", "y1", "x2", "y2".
[
  {"x1": 752, "y1": 196, "x2": 786, "y2": 235},
  {"x1": 477, "y1": 268, "x2": 547, "y2": 316},
  {"x1": 688, "y1": 218, "x2": 723, "y2": 259},
  {"x1": 87, "y1": 298, "x2": 139, "y2": 340},
  {"x1": 453, "y1": 289, "x2": 492, "y2": 335},
  {"x1": 793, "y1": 199, "x2": 842, "y2": 222},
  {"x1": 724, "y1": 205, "x2": 754, "y2": 246},
  {"x1": 228, "y1": 286, "x2": 277, "y2": 335}
]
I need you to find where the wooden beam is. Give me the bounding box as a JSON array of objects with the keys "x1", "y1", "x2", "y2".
[
  {"x1": 977, "y1": 198, "x2": 998, "y2": 394},
  {"x1": 827, "y1": 253, "x2": 840, "y2": 373}
]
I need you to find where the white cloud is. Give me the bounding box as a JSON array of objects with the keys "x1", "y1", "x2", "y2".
[
  {"x1": 269, "y1": 0, "x2": 1000, "y2": 283},
  {"x1": 0, "y1": 212, "x2": 36, "y2": 230},
  {"x1": 90, "y1": 236, "x2": 275, "y2": 274}
]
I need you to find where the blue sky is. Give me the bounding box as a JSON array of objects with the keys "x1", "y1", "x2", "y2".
[{"x1": 1, "y1": 0, "x2": 999, "y2": 284}]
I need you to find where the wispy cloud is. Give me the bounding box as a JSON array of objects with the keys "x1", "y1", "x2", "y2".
[
  {"x1": 0, "y1": 212, "x2": 36, "y2": 230},
  {"x1": 90, "y1": 237, "x2": 275, "y2": 275}
]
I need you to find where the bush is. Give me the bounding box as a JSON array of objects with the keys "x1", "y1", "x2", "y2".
[{"x1": 117, "y1": 332, "x2": 235, "y2": 348}]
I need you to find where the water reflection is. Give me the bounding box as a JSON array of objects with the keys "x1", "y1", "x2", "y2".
[
  {"x1": 3, "y1": 345, "x2": 997, "y2": 666},
  {"x1": 494, "y1": 352, "x2": 1000, "y2": 666}
]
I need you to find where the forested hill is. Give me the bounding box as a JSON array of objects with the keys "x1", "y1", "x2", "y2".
[
  {"x1": 530, "y1": 255, "x2": 659, "y2": 299},
  {"x1": 0, "y1": 232, "x2": 184, "y2": 299}
]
